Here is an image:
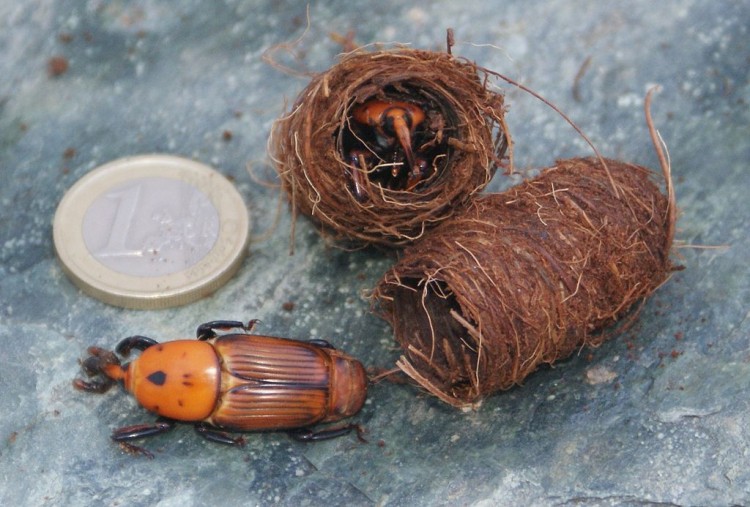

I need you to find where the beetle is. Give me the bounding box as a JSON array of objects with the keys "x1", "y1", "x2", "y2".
[
  {"x1": 74, "y1": 320, "x2": 368, "y2": 457},
  {"x1": 345, "y1": 99, "x2": 436, "y2": 201},
  {"x1": 352, "y1": 99, "x2": 426, "y2": 178}
]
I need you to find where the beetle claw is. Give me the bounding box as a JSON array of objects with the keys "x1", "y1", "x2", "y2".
[
  {"x1": 244, "y1": 319, "x2": 261, "y2": 333},
  {"x1": 117, "y1": 441, "x2": 155, "y2": 459},
  {"x1": 349, "y1": 423, "x2": 368, "y2": 444}
]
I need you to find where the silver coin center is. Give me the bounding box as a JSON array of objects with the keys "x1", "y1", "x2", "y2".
[{"x1": 82, "y1": 177, "x2": 220, "y2": 277}]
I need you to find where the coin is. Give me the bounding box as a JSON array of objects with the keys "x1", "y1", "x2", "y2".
[{"x1": 53, "y1": 154, "x2": 250, "y2": 309}]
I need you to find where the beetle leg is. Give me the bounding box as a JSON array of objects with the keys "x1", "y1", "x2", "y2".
[
  {"x1": 194, "y1": 423, "x2": 246, "y2": 447},
  {"x1": 111, "y1": 418, "x2": 175, "y2": 442},
  {"x1": 115, "y1": 336, "x2": 158, "y2": 356},
  {"x1": 109, "y1": 420, "x2": 174, "y2": 458},
  {"x1": 196, "y1": 320, "x2": 259, "y2": 340},
  {"x1": 287, "y1": 423, "x2": 366, "y2": 443},
  {"x1": 346, "y1": 149, "x2": 370, "y2": 202}
]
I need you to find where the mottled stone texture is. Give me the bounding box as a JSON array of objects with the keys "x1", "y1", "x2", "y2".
[{"x1": 1, "y1": 1, "x2": 748, "y2": 505}]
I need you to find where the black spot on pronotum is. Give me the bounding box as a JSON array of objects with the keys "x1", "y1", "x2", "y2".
[{"x1": 147, "y1": 371, "x2": 167, "y2": 386}]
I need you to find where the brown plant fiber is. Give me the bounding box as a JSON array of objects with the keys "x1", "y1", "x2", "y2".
[
  {"x1": 270, "y1": 48, "x2": 509, "y2": 247},
  {"x1": 373, "y1": 157, "x2": 675, "y2": 408}
]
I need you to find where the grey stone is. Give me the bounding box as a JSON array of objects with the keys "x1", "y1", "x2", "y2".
[{"x1": 1, "y1": 1, "x2": 748, "y2": 505}]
